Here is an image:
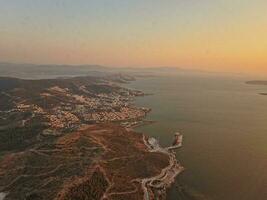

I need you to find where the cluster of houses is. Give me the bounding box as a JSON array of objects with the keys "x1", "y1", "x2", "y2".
[{"x1": 15, "y1": 84, "x2": 148, "y2": 131}]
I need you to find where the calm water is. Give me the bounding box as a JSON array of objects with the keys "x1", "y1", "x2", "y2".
[{"x1": 129, "y1": 72, "x2": 267, "y2": 200}]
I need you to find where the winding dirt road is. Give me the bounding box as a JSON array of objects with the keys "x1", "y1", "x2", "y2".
[{"x1": 141, "y1": 134, "x2": 184, "y2": 200}]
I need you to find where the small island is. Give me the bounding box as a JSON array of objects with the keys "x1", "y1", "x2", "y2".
[
  {"x1": 246, "y1": 80, "x2": 267, "y2": 95},
  {"x1": 246, "y1": 80, "x2": 267, "y2": 85}
]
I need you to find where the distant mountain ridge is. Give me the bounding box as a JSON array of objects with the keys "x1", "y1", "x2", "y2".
[
  {"x1": 0, "y1": 62, "x2": 110, "y2": 79},
  {"x1": 0, "y1": 62, "x2": 189, "y2": 79}
]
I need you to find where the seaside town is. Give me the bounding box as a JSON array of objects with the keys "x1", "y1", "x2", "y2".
[{"x1": 4, "y1": 79, "x2": 150, "y2": 135}]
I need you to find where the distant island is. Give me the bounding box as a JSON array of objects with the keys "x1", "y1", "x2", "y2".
[
  {"x1": 246, "y1": 80, "x2": 267, "y2": 85},
  {"x1": 246, "y1": 80, "x2": 267, "y2": 95},
  {"x1": 0, "y1": 74, "x2": 183, "y2": 200}
]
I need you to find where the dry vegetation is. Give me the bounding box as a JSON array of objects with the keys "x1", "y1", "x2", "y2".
[{"x1": 0, "y1": 124, "x2": 169, "y2": 200}]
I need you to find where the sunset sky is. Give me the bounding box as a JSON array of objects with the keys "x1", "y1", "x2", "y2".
[{"x1": 0, "y1": 0, "x2": 267, "y2": 74}]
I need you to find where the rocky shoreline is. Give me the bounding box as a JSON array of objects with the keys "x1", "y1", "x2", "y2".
[{"x1": 141, "y1": 134, "x2": 184, "y2": 200}]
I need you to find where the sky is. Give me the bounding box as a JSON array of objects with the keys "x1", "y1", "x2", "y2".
[{"x1": 0, "y1": 0, "x2": 267, "y2": 74}]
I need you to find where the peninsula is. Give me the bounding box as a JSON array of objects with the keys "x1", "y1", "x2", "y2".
[{"x1": 0, "y1": 75, "x2": 183, "y2": 200}]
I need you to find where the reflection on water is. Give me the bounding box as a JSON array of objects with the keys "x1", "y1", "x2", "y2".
[{"x1": 130, "y1": 72, "x2": 267, "y2": 200}]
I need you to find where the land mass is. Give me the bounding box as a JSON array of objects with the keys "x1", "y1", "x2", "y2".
[
  {"x1": 246, "y1": 80, "x2": 267, "y2": 96},
  {"x1": 246, "y1": 80, "x2": 267, "y2": 85},
  {"x1": 0, "y1": 75, "x2": 183, "y2": 200}
]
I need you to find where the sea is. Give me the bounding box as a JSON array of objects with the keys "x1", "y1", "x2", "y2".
[{"x1": 128, "y1": 71, "x2": 267, "y2": 200}]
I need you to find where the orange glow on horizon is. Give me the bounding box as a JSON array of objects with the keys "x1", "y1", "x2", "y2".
[{"x1": 0, "y1": 1, "x2": 267, "y2": 75}]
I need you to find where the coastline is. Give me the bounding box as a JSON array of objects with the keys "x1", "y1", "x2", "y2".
[
  {"x1": 141, "y1": 134, "x2": 184, "y2": 200},
  {"x1": 127, "y1": 77, "x2": 185, "y2": 199},
  {"x1": 0, "y1": 75, "x2": 183, "y2": 200}
]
